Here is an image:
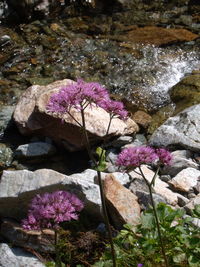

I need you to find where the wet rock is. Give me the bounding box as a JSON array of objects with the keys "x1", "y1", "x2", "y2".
[
  {"x1": 170, "y1": 74, "x2": 200, "y2": 113},
  {"x1": 0, "y1": 168, "x2": 130, "y2": 220},
  {"x1": 104, "y1": 174, "x2": 141, "y2": 229},
  {"x1": 13, "y1": 79, "x2": 138, "y2": 151},
  {"x1": 130, "y1": 165, "x2": 180, "y2": 205},
  {"x1": 161, "y1": 150, "x2": 199, "y2": 177},
  {"x1": 169, "y1": 168, "x2": 200, "y2": 193},
  {"x1": 121, "y1": 26, "x2": 198, "y2": 46},
  {"x1": 0, "y1": 243, "x2": 45, "y2": 267},
  {"x1": 1, "y1": 219, "x2": 54, "y2": 253},
  {"x1": 0, "y1": 143, "x2": 13, "y2": 170},
  {"x1": 149, "y1": 104, "x2": 200, "y2": 152},
  {"x1": 15, "y1": 142, "x2": 57, "y2": 159}
]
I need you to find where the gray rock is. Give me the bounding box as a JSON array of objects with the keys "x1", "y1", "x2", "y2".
[
  {"x1": 108, "y1": 136, "x2": 133, "y2": 148},
  {"x1": 1, "y1": 219, "x2": 54, "y2": 253},
  {"x1": 160, "y1": 175, "x2": 171, "y2": 182},
  {"x1": 0, "y1": 106, "x2": 15, "y2": 133},
  {"x1": 136, "y1": 190, "x2": 167, "y2": 210},
  {"x1": 149, "y1": 105, "x2": 200, "y2": 152},
  {"x1": 129, "y1": 166, "x2": 180, "y2": 206},
  {"x1": 15, "y1": 142, "x2": 57, "y2": 159},
  {"x1": 123, "y1": 134, "x2": 147, "y2": 149},
  {"x1": 161, "y1": 150, "x2": 198, "y2": 177},
  {"x1": 184, "y1": 194, "x2": 200, "y2": 215},
  {"x1": 0, "y1": 168, "x2": 130, "y2": 220},
  {"x1": 177, "y1": 194, "x2": 190, "y2": 207},
  {"x1": 169, "y1": 168, "x2": 200, "y2": 193},
  {"x1": 0, "y1": 243, "x2": 45, "y2": 267}
]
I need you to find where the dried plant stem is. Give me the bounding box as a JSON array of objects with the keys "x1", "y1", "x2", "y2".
[{"x1": 139, "y1": 166, "x2": 169, "y2": 267}]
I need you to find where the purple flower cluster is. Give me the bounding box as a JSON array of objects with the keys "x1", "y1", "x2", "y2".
[
  {"x1": 47, "y1": 79, "x2": 128, "y2": 120},
  {"x1": 156, "y1": 148, "x2": 172, "y2": 166},
  {"x1": 22, "y1": 191, "x2": 84, "y2": 230},
  {"x1": 116, "y1": 146, "x2": 172, "y2": 168}
]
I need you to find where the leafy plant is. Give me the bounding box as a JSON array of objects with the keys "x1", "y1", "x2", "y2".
[{"x1": 95, "y1": 203, "x2": 200, "y2": 267}]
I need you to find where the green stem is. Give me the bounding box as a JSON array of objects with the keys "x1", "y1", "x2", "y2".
[
  {"x1": 139, "y1": 166, "x2": 169, "y2": 267},
  {"x1": 80, "y1": 109, "x2": 97, "y2": 166},
  {"x1": 80, "y1": 108, "x2": 116, "y2": 267},
  {"x1": 55, "y1": 229, "x2": 61, "y2": 267},
  {"x1": 97, "y1": 170, "x2": 116, "y2": 267}
]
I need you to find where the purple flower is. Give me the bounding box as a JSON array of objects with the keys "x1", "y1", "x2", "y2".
[
  {"x1": 99, "y1": 99, "x2": 128, "y2": 120},
  {"x1": 156, "y1": 148, "x2": 172, "y2": 166},
  {"x1": 116, "y1": 146, "x2": 158, "y2": 168},
  {"x1": 137, "y1": 264, "x2": 143, "y2": 267},
  {"x1": 47, "y1": 79, "x2": 109, "y2": 113},
  {"x1": 21, "y1": 191, "x2": 84, "y2": 230},
  {"x1": 46, "y1": 79, "x2": 128, "y2": 120}
]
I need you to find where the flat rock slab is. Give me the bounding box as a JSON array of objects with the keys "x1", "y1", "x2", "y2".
[
  {"x1": 149, "y1": 105, "x2": 200, "y2": 152},
  {"x1": 0, "y1": 243, "x2": 45, "y2": 267}
]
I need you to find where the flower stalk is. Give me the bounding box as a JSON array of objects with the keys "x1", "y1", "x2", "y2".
[
  {"x1": 46, "y1": 79, "x2": 129, "y2": 267},
  {"x1": 117, "y1": 146, "x2": 172, "y2": 267}
]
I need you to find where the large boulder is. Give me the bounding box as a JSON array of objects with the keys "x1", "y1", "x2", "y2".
[
  {"x1": 13, "y1": 79, "x2": 138, "y2": 151},
  {"x1": 149, "y1": 104, "x2": 200, "y2": 152},
  {"x1": 0, "y1": 168, "x2": 130, "y2": 221}
]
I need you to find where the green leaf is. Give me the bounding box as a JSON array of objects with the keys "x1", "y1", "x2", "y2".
[
  {"x1": 95, "y1": 147, "x2": 107, "y2": 172},
  {"x1": 141, "y1": 213, "x2": 155, "y2": 229}
]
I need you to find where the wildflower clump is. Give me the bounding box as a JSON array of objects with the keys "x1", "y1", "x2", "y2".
[
  {"x1": 116, "y1": 146, "x2": 172, "y2": 168},
  {"x1": 116, "y1": 146, "x2": 172, "y2": 267},
  {"x1": 47, "y1": 79, "x2": 128, "y2": 120},
  {"x1": 22, "y1": 191, "x2": 84, "y2": 230}
]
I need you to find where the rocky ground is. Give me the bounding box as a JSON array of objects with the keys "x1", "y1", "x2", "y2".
[{"x1": 0, "y1": 0, "x2": 200, "y2": 266}]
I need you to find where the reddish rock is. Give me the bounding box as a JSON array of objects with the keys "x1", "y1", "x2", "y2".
[
  {"x1": 123, "y1": 26, "x2": 199, "y2": 46},
  {"x1": 104, "y1": 174, "x2": 141, "y2": 228},
  {"x1": 13, "y1": 79, "x2": 139, "y2": 151},
  {"x1": 132, "y1": 110, "x2": 152, "y2": 128}
]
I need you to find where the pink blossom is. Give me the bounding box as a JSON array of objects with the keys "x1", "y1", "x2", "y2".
[
  {"x1": 156, "y1": 148, "x2": 172, "y2": 166},
  {"x1": 99, "y1": 99, "x2": 128, "y2": 120},
  {"x1": 116, "y1": 146, "x2": 158, "y2": 168},
  {"x1": 46, "y1": 79, "x2": 128, "y2": 120},
  {"x1": 21, "y1": 191, "x2": 84, "y2": 230}
]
